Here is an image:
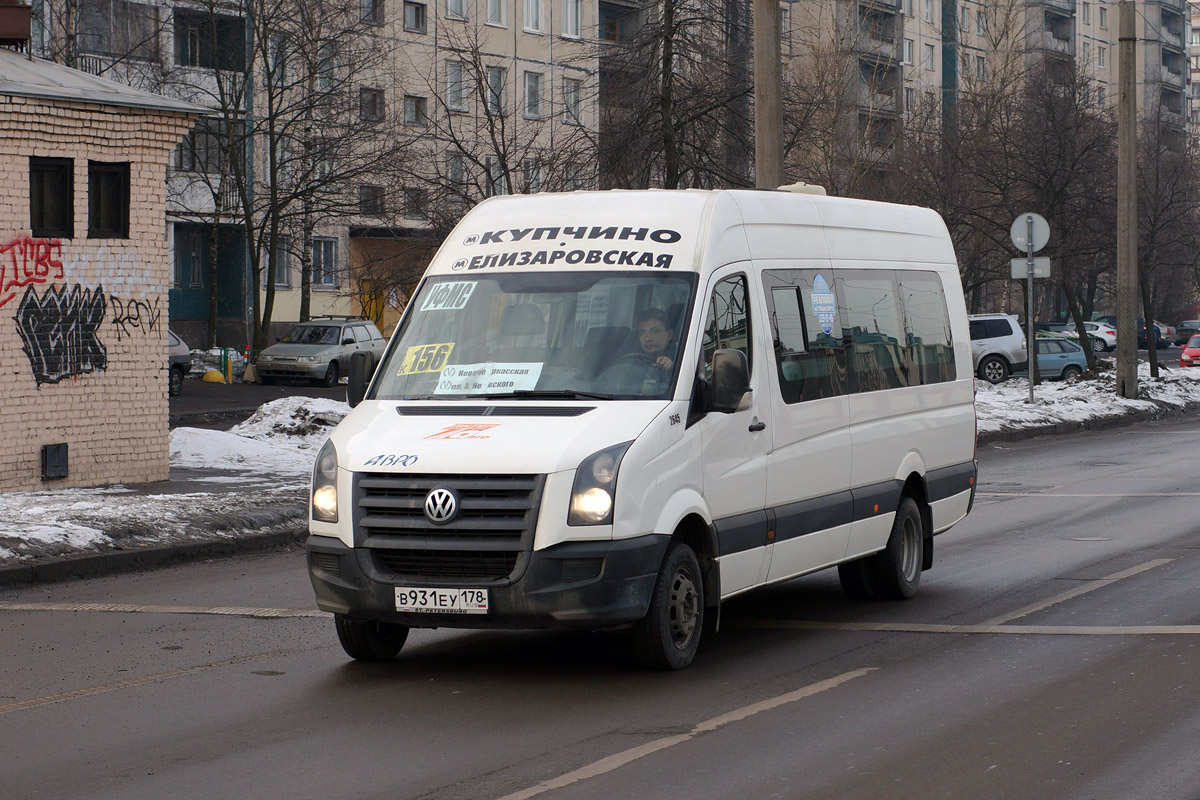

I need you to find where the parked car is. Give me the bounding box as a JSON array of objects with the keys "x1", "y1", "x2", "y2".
[
  {"x1": 1034, "y1": 321, "x2": 1071, "y2": 335},
  {"x1": 969, "y1": 313, "x2": 1028, "y2": 383},
  {"x1": 1180, "y1": 335, "x2": 1200, "y2": 368},
  {"x1": 1058, "y1": 320, "x2": 1115, "y2": 352},
  {"x1": 1094, "y1": 316, "x2": 1168, "y2": 348},
  {"x1": 255, "y1": 318, "x2": 388, "y2": 387},
  {"x1": 1173, "y1": 322, "x2": 1200, "y2": 347},
  {"x1": 1035, "y1": 337, "x2": 1087, "y2": 381},
  {"x1": 168, "y1": 330, "x2": 191, "y2": 396}
]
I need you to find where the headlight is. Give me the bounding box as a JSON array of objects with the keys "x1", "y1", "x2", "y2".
[
  {"x1": 258, "y1": 355, "x2": 274, "y2": 362},
  {"x1": 569, "y1": 442, "x2": 632, "y2": 526},
  {"x1": 297, "y1": 355, "x2": 320, "y2": 363},
  {"x1": 311, "y1": 439, "x2": 338, "y2": 522}
]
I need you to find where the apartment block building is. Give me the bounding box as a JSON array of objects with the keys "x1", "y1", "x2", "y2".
[{"x1": 29, "y1": 0, "x2": 601, "y2": 347}]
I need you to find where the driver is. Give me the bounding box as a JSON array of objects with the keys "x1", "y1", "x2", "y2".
[{"x1": 635, "y1": 308, "x2": 675, "y2": 370}]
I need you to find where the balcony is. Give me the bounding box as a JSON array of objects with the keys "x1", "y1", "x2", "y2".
[
  {"x1": 1030, "y1": 30, "x2": 1075, "y2": 57},
  {"x1": 1043, "y1": 0, "x2": 1075, "y2": 14},
  {"x1": 858, "y1": 84, "x2": 898, "y2": 113},
  {"x1": 860, "y1": 0, "x2": 901, "y2": 12}
]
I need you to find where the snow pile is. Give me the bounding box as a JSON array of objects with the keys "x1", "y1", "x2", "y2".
[
  {"x1": 974, "y1": 361, "x2": 1200, "y2": 434},
  {"x1": 0, "y1": 397, "x2": 349, "y2": 564}
]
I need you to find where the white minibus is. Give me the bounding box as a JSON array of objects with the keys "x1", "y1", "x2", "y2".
[{"x1": 307, "y1": 187, "x2": 977, "y2": 669}]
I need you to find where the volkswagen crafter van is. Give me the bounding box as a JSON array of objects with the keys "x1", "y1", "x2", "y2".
[{"x1": 307, "y1": 187, "x2": 978, "y2": 669}]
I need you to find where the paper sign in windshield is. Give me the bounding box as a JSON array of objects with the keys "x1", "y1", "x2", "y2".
[
  {"x1": 811, "y1": 274, "x2": 836, "y2": 335},
  {"x1": 421, "y1": 281, "x2": 476, "y2": 311},
  {"x1": 435, "y1": 362, "x2": 543, "y2": 394},
  {"x1": 399, "y1": 343, "x2": 455, "y2": 375}
]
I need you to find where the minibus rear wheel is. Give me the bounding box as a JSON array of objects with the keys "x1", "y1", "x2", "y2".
[
  {"x1": 632, "y1": 542, "x2": 704, "y2": 670},
  {"x1": 335, "y1": 614, "x2": 409, "y2": 661},
  {"x1": 869, "y1": 497, "x2": 924, "y2": 600}
]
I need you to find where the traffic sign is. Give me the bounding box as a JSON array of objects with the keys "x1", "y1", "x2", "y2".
[
  {"x1": 1010, "y1": 213, "x2": 1050, "y2": 253},
  {"x1": 1011, "y1": 257, "x2": 1051, "y2": 279}
]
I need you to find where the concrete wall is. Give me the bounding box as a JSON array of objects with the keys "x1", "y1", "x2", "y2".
[{"x1": 0, "y1": 94, "x2": 193, "y2": 492}]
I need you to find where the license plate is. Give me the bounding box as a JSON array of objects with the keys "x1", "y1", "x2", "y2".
[{"x1": 395, "y1": 586, "x2": 488, "y2": 615}]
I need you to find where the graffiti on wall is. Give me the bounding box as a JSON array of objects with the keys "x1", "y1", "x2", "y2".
[
  {"x1": 1, "y1": 236, "x2": 65, "y2": 309},
  {"x1": 109, "y1": 295, "x2": 161, "y2": 341},
  {"x1": 14, "y1": 283, "x2": 109, "y2": 385}
]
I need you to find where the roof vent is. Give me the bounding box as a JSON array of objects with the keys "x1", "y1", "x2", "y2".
[{"x1": 778, "y1": 182, "x2": 827, "y2": 196}]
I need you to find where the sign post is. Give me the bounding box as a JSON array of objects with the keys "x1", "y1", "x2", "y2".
[{"x1": 1010, "y1": 213, "x2": 1050, "y2": 403}]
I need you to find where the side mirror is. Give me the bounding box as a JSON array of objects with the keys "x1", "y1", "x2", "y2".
[
  {"x1": 710, "y1": 349, "x2": 751, "y2": 413},
  {"x1": 343, "y1": 337, "x2": 355, "y2": 345},
  {"x1": 348, "y1": 351, "x2": 371, "y2": 408}
]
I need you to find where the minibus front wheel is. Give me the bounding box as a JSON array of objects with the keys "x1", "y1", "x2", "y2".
[
  {"x1": 335, "y1": 614, "x2": 410, "y2": 661},
  {"x1": 632, "y1": 542, "x2": 704, "y2": 670}
]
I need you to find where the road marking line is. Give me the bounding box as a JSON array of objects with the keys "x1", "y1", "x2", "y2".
[
  {"x1": 0, "y1": 648, "x2": 299, "y2": 716},
  {"x1": 494, "y1": 668, "x2": 875, "y2": 800},
  {"x1": 739, "y1": 620, "x2": 1200, "y2": 635},
  {"x1": 981, "y1": 558, "x2": 1174, "y2": 625},
  {"x1": 0, "y1": 602, "x2": 328, "y2": 619},
  {"x1": 976, "y1": 492, "x2": 1200, "y2": 497}
]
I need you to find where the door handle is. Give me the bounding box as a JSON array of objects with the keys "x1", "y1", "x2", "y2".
[{"x1": 748, "y1": 420, "x2": 766, "y2": 433}]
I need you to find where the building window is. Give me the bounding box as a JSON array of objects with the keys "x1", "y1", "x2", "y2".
[
  {"x1": 446, "y1": 60, "x2": 467, "y2": 111},
  {"x1": 359, "y1": 185, "x2": 386, "y2": 216},
  {"x1": 563, "y1": 77, "x2": 582, "y2": 124},
  {"x1": 404, "y1": 187, "x2": 426, "y2": 219},
  {"x1": 524, "y1": 71, "x2": 543, "y2": 117},
  {"x1": 959, "y1": 6, "x2": 967, "y2": 32},
  {"x1": 403, "y1": 94, "x2": 428, "y2": 125},
  {"x1": 524, "y1": 0, "x2": 541, "y2": 32},
  {"x1": 312, "y1": 237, "x2": 338, "y2": 287},
  {"x1": 924, "y1": 0, "x2": 933, "y2": 24},
  {"x1": 563, "y1": 0, "x2": 581, "y2": 37},
  {"x1": 904, "y1": 86, "x2": 915, "y2": 112},
  {"x1": 78, "y1": 0, "x2": 161, "y2": 61},
  {"x1": 361, "y1": 0, "x2": 384, "y2": 24},
  {"x1": 486, "y1": 0, "x2": 504, "y2": 25},
  {"x1": 317, "y1": 41, "x2": 337, "y2": 91},
  {"x1": 447, "y1": 0, "x2": 465, "y2": 20},
  {"x1": 485, "y1": 156, "x2": 510, "y2": 196},
  {"x1": 563, "y1": 162, "x2": 586, "y2": 190},
  {"x1": 175, "y1": 118, "x2": 240, "y2": 173},
  {"x1": 902, "y1": 38, "x2": 913, "y2": 64},
  {"x1": 975, "y1": 55, "x2": 985, "y2": 80},
  {"x1": 1098, "y1": 45, "x2": 1106, "y2": 67},
  {"x1": 485, "y1": 66, "x2": 505, "y2": 114},
  {"x1": 30, "y1": 157, "x2": 74, "y2": 239},
  {"x1": 903, "y1": 0, "x2": 912, "y2": 16},
  {"x1": 1099, "y1": 6, "x2": 1107, "y2": 29},
  {"x1": 175, "y1": 9, "x2": 244, "y2": 70},
  {"x1": 600, "y1": 4, "x2": 627, "y2": 41},
  {"x1": 1097, "y1": 85, "x2": 1106, "y2": 105},
  {"x1": 264, "y1": 235, "x2": 291, "y2": 289},
  {"x1": 189, "y1": 251, "x2": 203, "y2": 289},
  {"x1": 924, "y1": 43, "x2": 935, "y2": 71},
  {"x1": 522, "y1": 158, "x2": 541, "y2": 192},
  {"x1": 447, "y1": 153, "x2": 466, "y2": 198},
  {"x1": 87, "y1": 161, "x2": 129, "y2": 239},
  {"x1": 1081, "y1": 2, "x2": 1089, "y2": 24},
  {"x1": 976, "y1": 9, "x2": 984, "y2": 34},
  {"x1": 360, "y1": 87, "x2": 386, "y2": 121},
  {"x1": 403, "y1": 1, "x2": 426, "y2": 31}
]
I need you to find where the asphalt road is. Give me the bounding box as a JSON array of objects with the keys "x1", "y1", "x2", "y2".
[
  {"x1": 3, "y1": 419, "x2": 1200, "y2": 799},
  {"x1": 169, "y1": 378, "x2": 348, "y2": 427}
]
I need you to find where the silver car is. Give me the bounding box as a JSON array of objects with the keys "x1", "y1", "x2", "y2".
[
  {"x1": 968, "y1": 313, "x2": 1028, "y2": 383},
  {"x1": 256, "y1": 319, "x2": 387, "y2": 387}
]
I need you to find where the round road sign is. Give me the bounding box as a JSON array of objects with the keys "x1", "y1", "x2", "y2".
[{"x1": 1010, "y1": 213, "x2": 1050, "y2": 253}]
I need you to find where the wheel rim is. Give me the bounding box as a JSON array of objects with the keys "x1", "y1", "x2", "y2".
[
  {"x1": 1093, "y1": 338, "x2": 1104, "y2": 352},
  {"x1": 983, "y1": 360, "x2": 1004, "y2": 381},
  {"x1": 900, "y1": 515, "x2": 921, "y2": 583},
  {"x1": 170, "y1": 371, "x2": 181, "y2": 393},
  {"x1": 667, "y1": 567, "x2": 699, "y2": 650}
]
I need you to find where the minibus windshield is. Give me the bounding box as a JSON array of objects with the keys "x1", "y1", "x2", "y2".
[{"x1": 372, "y1": 272, "x2": 697, "y2": 401}]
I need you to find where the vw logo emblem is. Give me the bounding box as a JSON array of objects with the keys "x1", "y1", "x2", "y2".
[{"x1": 424, "y1": 487, "x2": 458, "y2": 525}]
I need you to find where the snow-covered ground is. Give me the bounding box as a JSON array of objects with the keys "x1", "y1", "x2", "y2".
[{"x1": 2, "y1": 363, "x2": 1199, "y2": 565}]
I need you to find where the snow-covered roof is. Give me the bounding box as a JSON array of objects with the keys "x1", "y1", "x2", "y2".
[{"x1": 0, "y1": 46, "x2": 207, "y2": 115}]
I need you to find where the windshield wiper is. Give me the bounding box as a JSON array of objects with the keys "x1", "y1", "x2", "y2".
[{"x1": 485, "y1": 389, "x2": 616, "y2": 401}]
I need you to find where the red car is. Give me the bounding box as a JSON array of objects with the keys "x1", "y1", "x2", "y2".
[{"x1": 1180, "y1": 335, "x2": 1200, "y2": 367}]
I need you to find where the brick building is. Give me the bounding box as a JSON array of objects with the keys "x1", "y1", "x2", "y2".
[{"x1": 0, "y1": 45, "x2": 200, "y2": 491}]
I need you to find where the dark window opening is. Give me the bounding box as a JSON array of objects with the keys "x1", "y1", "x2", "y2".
[
  {"x1": 174, "y1": 9, "x2": 245, "y2": 70},
  {"x1": 30, "y1": 157, "x2": 74, "y2": 238},
  {"x1": 88, "y1": 161, "x2": 130, "y2": 238}
]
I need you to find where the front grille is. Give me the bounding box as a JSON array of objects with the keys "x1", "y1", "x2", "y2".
[{"x1": 356, "y1": 473, "x2": 544, "y2": 582}]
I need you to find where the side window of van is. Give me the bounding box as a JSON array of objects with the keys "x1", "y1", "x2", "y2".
[
  {"x1": 701, "y1": 275, "x2": 752, "y2": 376},
  {"x1": 898, "y1": 271, "x2": 956, "y2": 383},
  {"x1": 761, "y1": 270, "x2": 848, "y2": 403},
  {"x1": 837, "y1": 271, "x2": 909, "y2": 392}
]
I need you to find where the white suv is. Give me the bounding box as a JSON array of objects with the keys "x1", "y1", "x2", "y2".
[{"x1": 969, "y1": 314, "x2": 1028, "y2": 383}]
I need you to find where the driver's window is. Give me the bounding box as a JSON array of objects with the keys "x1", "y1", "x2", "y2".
[{"x1": 701, "y1": 274, "x2": 752, "y2": 376}]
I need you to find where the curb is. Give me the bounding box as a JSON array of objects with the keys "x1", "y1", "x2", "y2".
[
  {"x1": 0, "y1": 527, "x2": 307, "y2": 588},
  {"x1": 978, "y1": 400, "x2": 1200, "y2": 445}
]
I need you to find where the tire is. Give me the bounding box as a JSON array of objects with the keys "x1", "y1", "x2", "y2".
[
  {"x1": 168, "y1": 366, "x2": 184, "y2": 396},
  {"x1": 1062, "y1": 364, "x2": 1083, "y2": 382},
  {"x1": 334, "y1": 614, "x2": 409, "y2": 662},
  {"x1": 978, "y1": 355, "x2": 1009, "y2": 384},
  {"x1": 632, "y1": 542, "x2": 704, "y2": 670},
  {"x1": 320, "y1": 361, "x2": 340, "y2": 388},
  {"x1": 867, "y1": 497, "x2": 924, "y2": 600},
  {"x1": 838, "y1": 558, "x2": 878, "y2": 600},
  {"x1": 1091, "y1": 337, "x2": 1105, "y2": 353}
]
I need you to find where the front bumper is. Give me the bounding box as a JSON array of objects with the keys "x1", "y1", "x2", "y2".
[
  {"x1": 307, "y1": 534, "x2": 669, "y2": 629},
  {"x1": 256, "y1": 360, "x2": 327, "y2": 379}
]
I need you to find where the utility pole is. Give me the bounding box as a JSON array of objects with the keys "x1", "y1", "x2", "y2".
[
  {"x1": 1116, "y1": 0, "x2": 1138, "y2": 398},
  {"x1": 753, "y1": 0, "x2": 782, "y2": 188}
]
